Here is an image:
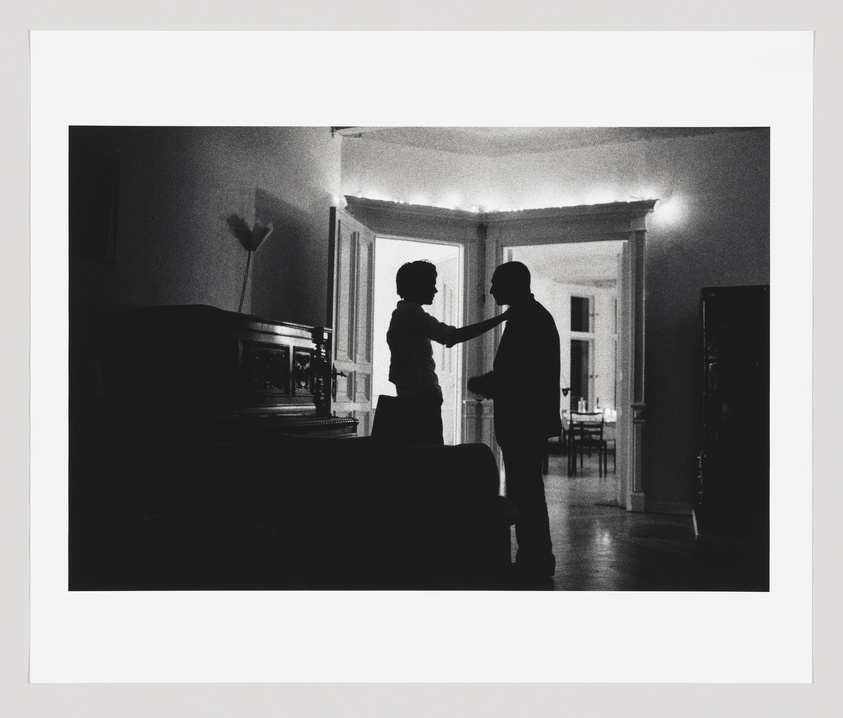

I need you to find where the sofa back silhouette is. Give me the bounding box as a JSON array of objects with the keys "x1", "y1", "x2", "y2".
[{"x1": 70, "y1": 433, "x2": 517, "y2": 591}]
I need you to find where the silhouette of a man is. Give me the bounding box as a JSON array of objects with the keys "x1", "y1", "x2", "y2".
[{"x1": 468, "y1": 261, "x2": 561, "y2": 581}]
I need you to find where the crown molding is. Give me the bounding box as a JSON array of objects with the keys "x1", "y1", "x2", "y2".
[
  {"x1": 345, "y1": 195, "x2": 656, "y2": 224},
  {"x1": 344, "y1": 195, "x2": 657, "y2": 242}
]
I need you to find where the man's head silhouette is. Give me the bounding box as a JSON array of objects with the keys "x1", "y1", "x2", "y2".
[{"x1": 490, "y1": 261, "x2": 532, "y2": 307}]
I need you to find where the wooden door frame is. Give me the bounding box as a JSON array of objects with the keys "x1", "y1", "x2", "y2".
[
  {"x1": 369, "y1": 233, "x2": 466, "y2": 444},
  {"x1": 342, "y1": 197, "x2": 489, "y2": 447},
  {"x1": 485, "y1": 203, "x2": 654, "y2": 511}
]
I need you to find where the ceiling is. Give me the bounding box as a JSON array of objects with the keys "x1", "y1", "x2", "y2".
[
  {"x1": 334, "y1": 126, "x2": 736, "y2": 158},
  {"x1": 510, "y1": 241, "x2": 625, "y2": 287}
]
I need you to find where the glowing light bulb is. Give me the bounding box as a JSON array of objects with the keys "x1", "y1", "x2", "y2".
[{"x1": 655, "y1": 196, "x2": 683, "y2": 224}]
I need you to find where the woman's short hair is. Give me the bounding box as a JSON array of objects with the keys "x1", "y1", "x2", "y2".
[{"x1": 396, "y1": 260, "x2": 437, "y2": 298}]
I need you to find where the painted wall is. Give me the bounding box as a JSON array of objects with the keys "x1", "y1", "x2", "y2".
[
  {"x1": 342, "y1": 139, "x2": 489, "y2": 211},
  {"x1": 633, "y1": 130, "x2": 769, "y2": 510},
  {"x1": 341, "y1": 129, "x2": 770, "y2": 512},
  {"x1": 70, "y1": 126, "x2": 341, "y2": 327}
]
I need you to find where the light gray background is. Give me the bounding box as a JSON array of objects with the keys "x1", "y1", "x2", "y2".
[{"x1": 5, "y1": 5, "x2": 837, "y2": 716}]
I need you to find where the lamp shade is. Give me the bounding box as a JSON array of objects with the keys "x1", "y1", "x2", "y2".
[{"x1": 249, "y1": 222, "x2": 274, "y2": 252}]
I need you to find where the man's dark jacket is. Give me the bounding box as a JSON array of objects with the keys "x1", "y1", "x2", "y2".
[{"x1": 488, "y1": 297, "x2": 562, "y2": 447}]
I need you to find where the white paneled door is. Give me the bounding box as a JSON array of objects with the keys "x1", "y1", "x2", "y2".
[{"x1": 328, "y1": 207, "x2": 375, "y2": 435}]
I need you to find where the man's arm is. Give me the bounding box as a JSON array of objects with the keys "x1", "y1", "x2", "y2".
[{"x1": 467, "y1": 372, "x2": 495, "y2": 399}]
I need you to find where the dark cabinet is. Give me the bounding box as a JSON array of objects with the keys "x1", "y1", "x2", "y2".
[{"x1": 695, "y1": 286, "x2": 770, "y2": 541}]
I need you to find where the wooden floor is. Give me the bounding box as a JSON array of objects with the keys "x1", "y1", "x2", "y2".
[{"x1": 519, "y1": 453, "x2": 769, "y2": 591}]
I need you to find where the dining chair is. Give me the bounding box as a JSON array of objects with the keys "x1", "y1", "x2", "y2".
[
  {"x1": 602, "y1": 420, "x2": 616, "y2": 474},
  {"x1": 569, "y1": 412, "x2": 607, "y2": 476}
]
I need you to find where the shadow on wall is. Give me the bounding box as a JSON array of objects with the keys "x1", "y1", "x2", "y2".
[{"x1": 249, "y1": 188, "x2": 326, "y2": 324}]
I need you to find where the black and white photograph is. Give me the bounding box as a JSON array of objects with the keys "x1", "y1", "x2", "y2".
[
  {"x1": 26, "y1": 30, "x2": 814, "y2": 687},
  {"x1": 67, "y1": 125, "x2": 771, "y2": 594}
]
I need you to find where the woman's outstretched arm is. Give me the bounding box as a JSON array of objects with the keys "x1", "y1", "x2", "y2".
[{"x1": 445, "y1": 310, "x2": 509, "y2": 347}]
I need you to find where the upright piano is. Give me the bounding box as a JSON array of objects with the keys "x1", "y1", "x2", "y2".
[{"x1": 110, "y1": 304, "x2": 357, "y2": 441}]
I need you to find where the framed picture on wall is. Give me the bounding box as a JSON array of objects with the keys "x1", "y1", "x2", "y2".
[{"x1": 69, "y1": 143, "x2": 119, "y2": 264}]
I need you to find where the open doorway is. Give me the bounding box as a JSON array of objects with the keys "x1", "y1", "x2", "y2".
[
  {"x1": 506, "y1": 241, "x2": 625, "y2": 477},
  {"x1": 372, "y1": 237, "x2": 465, "y2": 445}
]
